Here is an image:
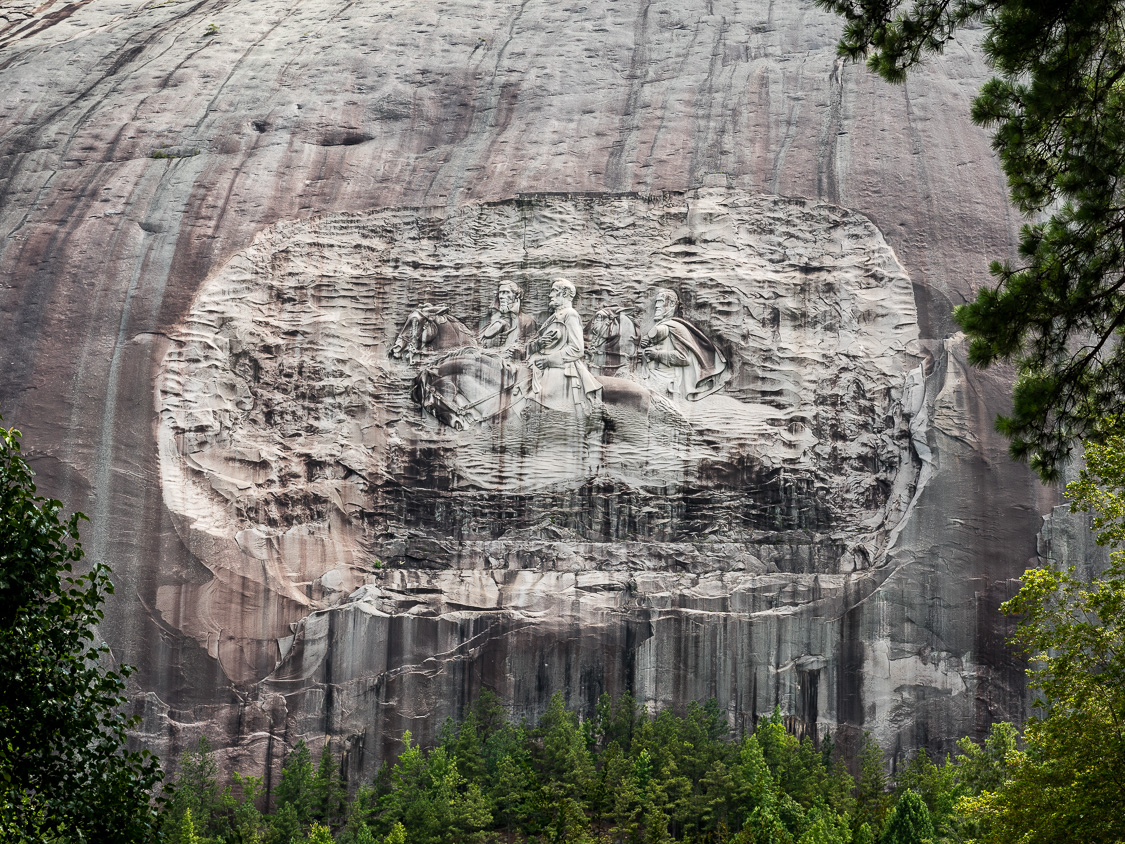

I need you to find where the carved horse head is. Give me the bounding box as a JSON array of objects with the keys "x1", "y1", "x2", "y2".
[
  {"x1": 412, "y1": 363, "x2": 471, "y2": 430},
  {"x1": 390, "y1": 303, "x2": 476, "y2": 365},
  {"x1": 587, "y1": 306, "x2": 639, "y2": 376},
  {"x1": 411, "y1": 348, "x2": 533, "y2": 430}
]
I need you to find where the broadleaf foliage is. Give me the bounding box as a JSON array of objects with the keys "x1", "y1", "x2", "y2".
[{"x1": 0, "y1": 420, "x2": 162, "y2": 841}]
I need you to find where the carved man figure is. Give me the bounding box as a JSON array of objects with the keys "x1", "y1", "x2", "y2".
[
  {"x1": 479, "y1": 280, "x2": 537, "y2": 358},
  {"x1": 527, "y1": 278, "x2": 603, "y2": 412},
  {"x1": 640, "y1": 288, "x2": 731, "y2": 401}
]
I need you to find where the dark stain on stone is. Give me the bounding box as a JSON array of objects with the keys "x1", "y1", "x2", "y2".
[
  {"x1": 364, "y1": 452, "x2": 835, "y2": 556},
  {"x1": 316, "y1": 130, "x2": 374, "y2": 147},
  {"x1": 0, "y1": 0, "x2": 96, "y2": 56},
  {"x1": 105, "y1": 43, "x2": 145, "y2": 78},
  {"x1": 796, "y1": 667, "x2": 819, "y2": 739}
]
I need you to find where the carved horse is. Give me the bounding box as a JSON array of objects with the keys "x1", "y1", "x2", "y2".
[
  {"x1": 412, "y1": 348, "x2": 661, "y2": 430},
  {"x1": 587, "y1": 307, "x2": 639, "y2": 377},
  {"x1": 411, "y1": 348, "x2": 534, "y2": 430},
  {"x1": 389, "y1": 304, "x2": 477, "y2": 365}
]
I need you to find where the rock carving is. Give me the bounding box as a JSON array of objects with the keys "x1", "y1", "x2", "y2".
[
  {"x1": 640, "y1": 288, "x2": 732, "y2": 401},
  {"x1": 479, "y1": 280, "x2": 537, "y2": 358},
  {"x1": 395, "y1": 278, "x2": 730, "y2": 435},
  {"x1": 155, "y1": 188, "x2": 923, "y2": 701},
  {"x1": 587, "y1": 307, "x2": 639, "y2": 377},
  {"x1": 413, "y1": 349, "x2": 531, "y2": 430},
  {"x1": 389, "y1": 303, "x2": 476, "y2": 365},
  {"x1": 526, "y1": 278, "x2": 604, "y2": 414}
]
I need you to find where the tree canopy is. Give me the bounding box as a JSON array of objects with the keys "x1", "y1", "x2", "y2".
[
  {"x1": 158, "y1": 690, "x2": 1053, "y2": 844},
  {"x1": 0, "y1": 420, "x2": 162, "y2": 841},
  {"x1": 816, "y1": 0, "x2": 1125, "y2": 480},
  {"x1": 957, "y1": 431, "x2": 1125, "y2": 843}
]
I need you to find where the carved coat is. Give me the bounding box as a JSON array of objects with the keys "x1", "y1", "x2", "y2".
[
  {"x1": 642, "y1": 316, "x2": 730, "y2": 400},
  {"x1": 528, "y1": 306, "x2": 602, "y2": 412},
  {"x1": 479, "y1": 308, "x2": 538, "y2": 357}
]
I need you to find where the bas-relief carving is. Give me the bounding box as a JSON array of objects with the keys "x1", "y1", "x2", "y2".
[
  {"x1": 397, "y1": 277, "x2": 727, "y2": 440},
  {"x1": 640, "y1": 288, "x2": 731, "y2": 401},
  {"x1": 155, "y1": 188, "x2": 924, "y2": 681}
]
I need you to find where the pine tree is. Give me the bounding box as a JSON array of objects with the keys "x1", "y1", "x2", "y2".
[
  {"x1": 222, "y1": 771, "x2": 267, "y2": 842},
  {"x1": 854, "y1": 733, "x2": 890, "y2": 838},
  {"x1": 164, "y1": 735, "x2": 220, "y2": 838},
  {"x1": 815, "y1": 0, "x2": 1125, "y2": 479},
  {"x1": 312, "y1": 744, "x2": 346, "y2": 826},
  {"x1": 728, "y1": 732, "x2": 783, "y2": 836},
  {"x1": 894, "y1": 748, "x2": 959, "y2": 837},
  {"x1": 881, "y1": 790, "x2": 933, "y2": 844},
  {"x1": 272, "y1": 801, "x2": 304, "y2": 844},
  {"x1": 276, "y1": 740, "x2": 316, "y2": 825},
  {"x1": 535, "y1": 692, "x2": 594, "y2": 804},
  {"x1": 167, "y1": 807, "x2": 201, "y2": 844}
]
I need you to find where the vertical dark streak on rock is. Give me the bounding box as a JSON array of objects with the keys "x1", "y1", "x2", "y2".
[
  {"x1": 645, "y1": 10, "x2": 707, "y2": 195},
  {"x1": 837, "y1": 580, "x2": 865, "y2": 730},
  {"x1": 605, "y1": 0, "x2": 652, "y2": 192},
  {"x1": 797, "y1": 667, "x2": 818, "y2": 740},
  {"x1": 900, "y1": 79, "x2": 946, "y2": 338},
  {"x1": 972, "y1": 580, "x2": 1025, "y2": 735},
  {"x1": 770, "y1": 83, "x2": 799, "y2": 195},
  {"x1": 816, "y1": 58, "x2": 843, "y2": 203},
  {"x1": 623, "y1": 613, "x2": 641, "y2": 697},
  {"x1": 750, "y1": 669, "x2": 758, "y2": 731},
  {"x1": 0, "y1": 163, "x2": 130, "y2": 414},
  {"x1": 690, "y1": 11, "x2": 732, "y2": 180},
  {"x1": 422, "y1": 0, "x2": 530, "y2": 207},
  {"x1": 323, "y1": 611, "x2": 336, "y2": 736},
  {"x1": 263, "y1": 728, "x2": 275, "y2": 799},
  {"x1": 772, "y1": 606, "x2": 783, "y2": 710},
  {"x1": 89, "y1": 173, "x2": 187, "y2": 566}
]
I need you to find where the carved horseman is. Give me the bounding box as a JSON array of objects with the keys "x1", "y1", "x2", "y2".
[
  {"x1": 527, "y1": 278, "x2": 603, "y2": 413},
  {"x1": 478, "y1": 280, "x2": 538, "y2": 358},
  {"x1": 640, "y1": 288, "x2": 731, "y2": 401}
]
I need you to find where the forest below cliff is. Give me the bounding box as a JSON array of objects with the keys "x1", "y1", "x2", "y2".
[{"x1": 160, "y1": 691, "x2": 1014, "y2": 844}]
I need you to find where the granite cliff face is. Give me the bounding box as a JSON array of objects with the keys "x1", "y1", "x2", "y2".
[{"x1": 0, "y1": 0, "x2": 1055, "y2": 779}]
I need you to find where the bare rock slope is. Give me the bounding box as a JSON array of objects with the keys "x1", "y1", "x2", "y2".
[{"x1": 0, "y1": 0, "x2": 1053, "y2": 777}]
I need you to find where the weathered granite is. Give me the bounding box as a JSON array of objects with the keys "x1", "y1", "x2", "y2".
[{"x1": 0, "y1": 0, "x2": 1056, "y2": 780}]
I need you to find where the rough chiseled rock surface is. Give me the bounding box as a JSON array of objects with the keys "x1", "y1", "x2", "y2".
[{"x1": 0, "y1": 0, "x2": 1058, "y2": 780}]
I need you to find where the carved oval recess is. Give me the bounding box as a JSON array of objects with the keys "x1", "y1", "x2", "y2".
[{"x1": 156, "y1": 186, "x2": 921, "y2": 680}]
